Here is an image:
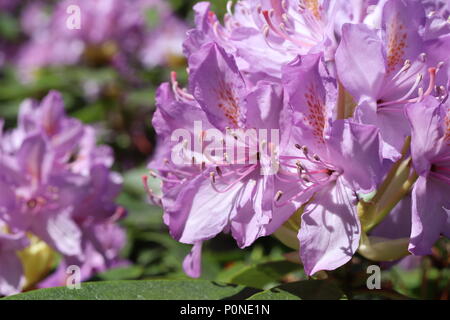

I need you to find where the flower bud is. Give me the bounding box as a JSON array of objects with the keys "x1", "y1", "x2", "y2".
[
  {"x1": 18, "y1": 234, "x2": 55, "y2": 290},
  {"x1": 358, "y1": 232, "x2": 409, "y2": 262}
]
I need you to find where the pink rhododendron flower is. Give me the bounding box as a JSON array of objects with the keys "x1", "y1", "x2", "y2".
[
  {"x1": 406, "y1": 97, "x2": 450, "y2": 254},
  {"x1": 16, "y1": 0, "x2": 188, "y2": 81},
  {"x1": 0, "y1": 91, "x2": 126, "y2": 295},
  {"x1": 148, "y1": 0, "x2": 450, "y2": 278}
]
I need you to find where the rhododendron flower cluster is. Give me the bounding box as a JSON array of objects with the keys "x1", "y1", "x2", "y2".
[
  {"x1": 0, "y1": 0, "x2": 18, "y2": 10},
  {"x1": 15, "y1": 0, "x2": 188, "y2": 81},
  {"x1": 148, "y1": 0, "x2": 450, "y2": 278},
  {"x1": 0, "y1": 91, "x2": 126, "y2": 296}
]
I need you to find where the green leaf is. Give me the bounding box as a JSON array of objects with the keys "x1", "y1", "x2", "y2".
[
  {"x1": 96, "y1": 266, "x2": 144, "y2": 281},
  {"x1": 247, "y1": 280, "x2": 344, "y2": 300},
  {"x1": 0, "y1": 13, "x2": 20, "y2": 40},
  {"x1": 71, "y1": 102, "x2": 106, "y2": 123},
  {"x1": 218, "y1": 261, "x2": 300, "y2": 289},
  {"x1": 122, "y1": 166, "x2": 158, "y2": 197},
  {"x1": 4, "y1": 280, "x2": 260, "y2": 300},
  {"x1": 247, "y1": 289, "x2": 301, "y2": 300},
  {"x1": 145, "y1": 8, "x2": 161, "y2": 28},
  {"x1": 125, "y1": 89, "x2": 155, "y2": 110}
]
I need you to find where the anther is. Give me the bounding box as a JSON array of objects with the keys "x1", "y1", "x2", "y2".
[
  {"x1": 27, "y1": 199, "x2": 37, "y2": 209},
  {"x1": 149, "y1": 171, "x2": 158, "y2": 178},
  {"x1": 301, "y1": 146, "x2": 308, "y2": 155},
  {"x1": 417, "y1": 73, "x2": 423, "y2": 83},
  {"x1": 392, "y1": 60, "x2": 412, "y2": 80},
  {"x1": 436, "y1": 61, "x2": 444, "y2": 73},
  {"x1": 435, "y1": 85, "x2": 441, "y2": 96},
  {"x1": 229, "y1": 131, "x2": 238, "y2": 140},
  {"x1": 296, "y1": 167, "x2": 303, "y2": 177},
  {"x1": 210, "y1": 172, "x2": 216, "y2": 183},
  {"x1": 438, "y1": 85, "x2": 448, "y2": 101},
  {"x1": 216, "y1": 166, "x2": 223, "y2": 176},
  {"x1": 419, "y1": 53, "x2": 427, "y2": 62},
  {"x1": 256, "y1": 5, "x2": 262, "y2": 14},
  {"x1": 275, "y1": 191, "x2": 284, "y2": 202}
]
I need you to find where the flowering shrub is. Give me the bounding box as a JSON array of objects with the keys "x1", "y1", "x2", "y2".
[
  {"x1": 0, "y1": 91, "x2": 126, "y2": 295},
  {"x1": 14, "y1": 0, "x2": 188, "y2": 81},
  {"x1": 0, "y1": 0, "x2": 448, "y2": 301}
]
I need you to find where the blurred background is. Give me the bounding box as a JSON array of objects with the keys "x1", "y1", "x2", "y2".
[{"x1": 0, "y1": 0, "x2": 448, "y2": 299}]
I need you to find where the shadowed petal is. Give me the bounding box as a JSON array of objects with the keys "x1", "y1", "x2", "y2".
[
  {"x1": 406, "y1": 97, "x2": 447, "y2": 174},
  {"x1": 230, "y1": 174, "x2": 272, "y2": 248},
  {"x1": 164, "y1": 173, "x2": 242, "y2": 244},
  {"x1": 182, "y1": 242, "x2": 203, "y2": 278},
  {"x1": 409, "y1": 176, "x2": 448, "y2": 255},
  {"x1": 0, "y1": 252, "x2": 24, "y2": 296},
  {"x1": 0, "y1": 233, "x2": 28, "y2": 296},
  {"x1": 298, "y1": 180, "x2": 361, "y2": 276},
  {"x1": 326, "y1": 120, "x2": 382, "y2": 193},
  {"x1": 30, "y1": 208, "x2": 82, "y2": 257}
]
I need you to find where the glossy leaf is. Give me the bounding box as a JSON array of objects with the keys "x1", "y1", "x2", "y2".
[
  {"x1": 4, "y1": 280, "x2": 260, "y2": 300},
  {"x1": 247, "y1": 280, "x2": 344, "y2": 300}
]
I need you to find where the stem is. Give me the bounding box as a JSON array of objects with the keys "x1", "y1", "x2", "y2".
[
  {"x1": 358, "y1": 232, "x2": 410, "y2": 261},
  {"x1": 358, "y1": 137, "x2": 414, "y2": 233},
  {"x1": 373, "y1": 170, "x2": 418, "y2": 228},
  {"x1": 372, "y1": 136, "x2": 411, "y2": 204}
]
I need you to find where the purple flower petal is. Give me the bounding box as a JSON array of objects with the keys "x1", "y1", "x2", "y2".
[{"x1": 298, "y1": 180, "x2": 361, "y2": 276}]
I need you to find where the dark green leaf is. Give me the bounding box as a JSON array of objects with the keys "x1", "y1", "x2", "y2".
[
  {"x1": 96, "y1": 266, "x2": 144, "y2": 281},
  {"x1": 247, "y1": 280, "x2": 344, "y2": 300},
  {"x1": 5, "y1": 280, "x2": 260, "y2": 300},
  {"x1": 0, "y1": 13, "x2": 20, "y2": 40},
  {"x1": 218, "y1": 261, "x2": 300, "y2": 289}
]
